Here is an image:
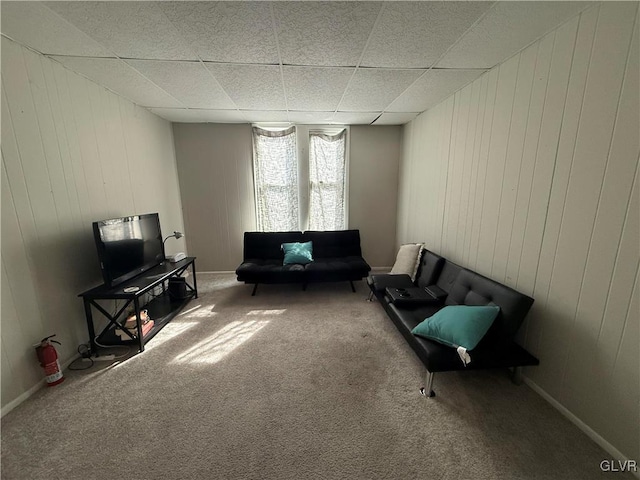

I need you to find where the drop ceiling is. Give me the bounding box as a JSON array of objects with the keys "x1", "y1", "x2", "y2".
[{"x1": 1, "y1": 1, "x2": 592, "y2": 125}]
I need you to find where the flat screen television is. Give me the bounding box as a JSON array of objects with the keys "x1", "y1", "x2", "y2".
[{"x1": 92, "y1": 213, "x2": 165, "y2": 287}]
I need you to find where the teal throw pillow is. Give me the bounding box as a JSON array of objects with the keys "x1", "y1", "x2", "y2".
[
  {"x1": 411, "y1": 305, "x2": 500, "y2": 351},
  {"x1": 282, "y1": 241, "x2": 313, "y2": 265}
]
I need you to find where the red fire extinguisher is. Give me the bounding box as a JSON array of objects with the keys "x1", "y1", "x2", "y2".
[{"x1": 35, "y1": 335, "x2": 64, "y2": 387}]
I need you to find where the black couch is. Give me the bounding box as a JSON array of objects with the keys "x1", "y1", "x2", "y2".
[
  {"x1": 368, "y1": 249, "x2": 539, "y2": 396},
  {"x1": 236, "y1": 230, "x2": 371, "y2": 295}
]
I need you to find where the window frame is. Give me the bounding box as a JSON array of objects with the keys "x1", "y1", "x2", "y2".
[{"x1": 252, "y1": 124, "x2": 349, "y2": 232}]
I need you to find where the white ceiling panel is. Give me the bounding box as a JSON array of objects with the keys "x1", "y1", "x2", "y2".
[
  {"x1": 126, "y1": 60, "x2": 236, "y2": 109},
  {"x1": 437, "y1": 1, "x2": 591, "y2": 68},
  {"x1": 273, "y1": 2, "x2": 381, "y2": 66},
  {"x1": 160, "y1": 2, "x2": 279, "y2": 64},
  {"x1": 387, "y1": 69, "x2": 485, "y2": 113},
  {"x1": 339, "y1": 69, "x2": 424, "y2": 111},
  {"x1": 205, "y1": 64, "x2": 286, "y2": 110},
  {"x1": 373, "y1": 112, "x2": 420, "y2": 125},
  {"x1": 332, "y1": 112, "x2": 380, "y2": 125},
  {"x1": 241, "y1": 111, "x2": 290, "y2": 123},
  {"x1": 2, "y1": 1, "x2": 592, "y2": 124},
  {"x1": 1, "y1": 2, "x2": 113, "y2": 57},
  {"x1": 361, "y1": 1, "x2": 492, "y2": 68},
  {"x1": 44, "y1": 2, "x2": 197, "y2": 60},
  {"x1": 288, "y1": 111, "x2": 335, "y2": 124},
  {"x1": 51, "y1": 56, "x2": 183, "y2": 108},
  {"x1": 148, "y1": 108, "x2": 210, "y2": 123},
  {"x1": 198, "y1": 109, "x2": 248, "y2": 123},
  {"x1": 283, "y1": 67, "x2": 354, "y2": 111}
]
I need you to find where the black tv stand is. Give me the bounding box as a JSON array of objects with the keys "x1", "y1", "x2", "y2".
[{"x1": 78, "y1": 257, "x2": 197, "y2": 354}]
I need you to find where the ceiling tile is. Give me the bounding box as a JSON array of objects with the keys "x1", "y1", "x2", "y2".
[
  {"x1": 44, "y1": 2, "x2": 196, "y2": 60},
  {"x1": 332, "y1": 112, "x2": 380, "y2": 125},
  {"x1": 386, "y1": 69, "x2": 485, "y2": 112},
  {"x1": 283, "y1": 67, "x2": 354, "y2": 111},
  {"x1": 437, "y1": 2, "x2": 591, "y2": 68},
  {"x1": 160, "y1": 2, "x2": 279, "y2": 64},
  {"x1": 287, "y1": 111, "x2": 335, "y2": 124},
  {"x1": 273, "y1": 2, "x2": 381, "y2": 66},
  {"x1": 1, "y1": 2, "x2": 113, "y2": 57},
  {"x1": 148, "y1": 108, "x2": 210, "y2": 123},
  {"x1": 361, "y1": 2, "x2": 492, "y2": 68},
  {"x1": 338, "y1": 69, "x2": 424, "y2": 111},
  {"x1": 51, "y1": 56, "x2": 183, "y2": 108},
  {"x1": 198, "y1": 110, "x2": 247, "y2": 123},
  {"x1": 205, "y1": 64, "x2": 285, "y2": 110},
  {"x1": 373, "y1": 112, "x2": 420, "y2": 125},
  {"x1": 241, "y1": 111, "x2": 290, "y2": 123},
  {"x1": 126, "y1": 60, "x2": 236, "y2": 109}
]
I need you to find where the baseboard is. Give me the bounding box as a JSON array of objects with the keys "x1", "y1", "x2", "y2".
[
  {"x1": 523, "y1": 376, "x2": 639, "y2": 478},
  {"x1": 1, "y1": 354, "x2": 81, "y2": 418}
]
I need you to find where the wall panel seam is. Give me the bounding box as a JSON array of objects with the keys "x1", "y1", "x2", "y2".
[
  {"x1": 2, "y1": 73, "x2": 42, "y2": 246},
  {"x1": 562, "y1": 10, "x2": 639, "y2": 382},
  {"x1": 490, "y1": 54, "x2": 522, "y2": 280},
  {"x1": 519, "y1": 32, "x2": 556, "y2": 348},
  {"x1": 28, "y1": 53, "x2": 62, "y2": 230},
  {"x1": 609, "y1": 261, "x2": 640, "y2": 373},
  {"x1": 505, "y1": 41, "x2": 541, "y2": 274},
  {"x1": 595, "y1": 160, "x2": 639, "y2": 344},
  {"x1": 472, "y1": 71, "x2": 499, "y2": 270},
  {"x1": 440, "y1": 95, "x2": 456, "y2": 252},
  {"x1": 525, "y1": 29, "x2": 560, "y2": 300},
  {"x1": 86, "y1": 84, "x2": 111, "y2": 210},
  {"x1": 556, "y1": 8, "x2": 618, "y2": 389},
  {"x1": 117, "y1": 98, "x2": 137, "y2": 213},
  {"x1": 531, "y1": 11, "x2": 595, "y2": 319}
]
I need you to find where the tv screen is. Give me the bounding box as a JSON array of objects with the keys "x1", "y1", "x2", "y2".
[{"x1": 93, "y1": 213, "x2": 165, "y2": 287}]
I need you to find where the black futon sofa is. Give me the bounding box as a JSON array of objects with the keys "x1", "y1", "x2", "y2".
[
  {"x1": 236, "y1": 230, "x2": 371, "y2": 295},
  {"x1": 368, "y1": 249, "x2": 539, "y2": 396}
]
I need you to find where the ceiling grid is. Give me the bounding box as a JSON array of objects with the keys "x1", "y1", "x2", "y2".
[{"x1": 0, "y1": 1, "x2": 594, "y2": 125}]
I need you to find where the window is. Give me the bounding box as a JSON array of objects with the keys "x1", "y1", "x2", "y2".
[
  {"x1": 252, "y1": 125, "x2": 348, "y2": 232},
  {"x1": 252, "y1": 126, "x2": 298, "y2": 232},
  {"x1": 308, "y1": 130, "x2": 347, "y2": 230}
]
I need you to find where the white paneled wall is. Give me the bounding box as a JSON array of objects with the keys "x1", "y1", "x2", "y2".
[
  {"x1": 1, "y1": 37, "x2": 184, "y2": 411},
  {"x1": 172, "y1": 124, "x2": 402, "y2": 271},
  {"x1": 172, "y1": 123, "x2": 256, "y2": 272},
  {"x1": 397, "y1": 3, "x2": 639, "y2": 460}
]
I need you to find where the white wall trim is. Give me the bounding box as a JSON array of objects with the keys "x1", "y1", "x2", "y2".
[
  {"x1": 1, "y1": 354, "x2": 80, "y2": 418},
  {"x1": 524, "y1": 376, "x2": 639, "y2": 478},
  {"x1": 1, "y1": 380, "x2": 44, "y2": 418}
]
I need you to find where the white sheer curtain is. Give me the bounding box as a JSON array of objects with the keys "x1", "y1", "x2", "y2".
[
  {"x1": 252, "y1": 126, "x2": 299, "y2": 232},
  {"x1": 308, "y1": 130, "x2": 346, "y2": 231}
]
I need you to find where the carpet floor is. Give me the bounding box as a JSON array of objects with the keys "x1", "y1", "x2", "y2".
[{"x1": 1, "y1": 273, "x2": 629, "y2": 480}]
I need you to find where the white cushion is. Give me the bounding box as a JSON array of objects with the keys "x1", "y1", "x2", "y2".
[{"x1": 390, "y1": 244, "x2": 423, "y2": 281}]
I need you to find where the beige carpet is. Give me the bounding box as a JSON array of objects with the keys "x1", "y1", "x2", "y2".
[{"x1": 1, "y1": 273, "x2": 629, "y2": 480}]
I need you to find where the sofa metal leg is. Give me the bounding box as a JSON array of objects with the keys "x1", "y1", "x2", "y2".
[
  {"x1": 302, "y1": 283, "x2": 307, "y2": 291},
  {"x1": 420, "y1": 371, "x2": 436, "y2": 398},
  {"x1": 367, "y1": 291, "x2": 374, "y2": 301},
  {"x1": 511, "y1": 366, "x2": 523, "y2": 385},
  {"x1": 350, "y1": 281, "x2": 356, "y2": 293},
  {"x1": 251, "y1": 284, "x2": 258, "y2": 296}
]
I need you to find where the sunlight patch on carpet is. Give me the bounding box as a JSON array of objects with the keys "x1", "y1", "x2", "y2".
[
  {"x1": 247, "y1": 309, "x2": 286, "y2": 315},
  {"x1": 140, "y1": 321, "x2": 200, "y2": 352},
  {"x1": 179, "y1": 304, "x2": 203, "y2": 316},
  {"x1": 172, "y1": 320, "x2": 269, "y2": 364},
  {"x1": 178, "y1": 303, "x2": 218, "y2": 319}
]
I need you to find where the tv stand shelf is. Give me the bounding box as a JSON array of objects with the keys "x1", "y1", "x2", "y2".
[{"x1": 78, "y1": 257, "x2": 197, "y2": 353}]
